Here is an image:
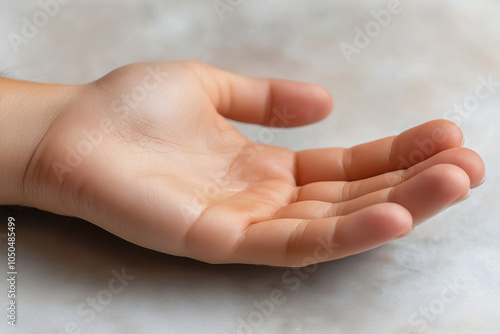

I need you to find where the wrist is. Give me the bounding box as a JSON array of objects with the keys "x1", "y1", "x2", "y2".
[{"x1": 0, "y1": 77, "x2": 78, "y2": 205}]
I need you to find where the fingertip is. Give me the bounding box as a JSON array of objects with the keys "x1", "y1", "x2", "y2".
[
  {"x1": 300, "y1": 86, "x2": 333, "y2": 125},
  {"x1": 428, "y1": 119, "x2": 464, "y2": 148},
  {"x1": 360, "y1": 202, "x2": 413, "y2": 240},
  {"x1": 473, "y1": 173, "x2": 487, "y2": 188},
  {"x1": 429, "y1": 164, "x2": 471, "y2": 202},
  {"x1": 392, "y1": 163, "x2": 471, "y2": 224},
  {"x1": 269, "y1": 80, "x2": 333, "y2": 127},
  {"x1": 335, "y1": 203, "x2": 412, "y2": 255},
  {"x1": 392, "y1": 119, "x2": 464, "y2": 169},
  {"x1": 458, "y1": 148, "x2": 486, "y2": 188},
  {"x1": 313, "y1": 85, "x2": 334, "y2": 118}
]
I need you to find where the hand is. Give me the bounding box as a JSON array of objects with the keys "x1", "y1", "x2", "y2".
[{"x1": 19, "y1": 62, "x2": 485, "y2": 266}]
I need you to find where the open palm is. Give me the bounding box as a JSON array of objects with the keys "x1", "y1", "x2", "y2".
[{"x1": 31, "y1": 62, "x2": 485, "y2": 266}]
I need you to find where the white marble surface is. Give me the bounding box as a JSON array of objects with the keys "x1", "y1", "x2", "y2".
[{"x1": 1, "y1": 1, "x2": 499, "y2": 333}]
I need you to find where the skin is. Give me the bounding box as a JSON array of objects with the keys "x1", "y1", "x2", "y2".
[{"x1": 0, "y1": 61, "x2": 486, "y2": 266}]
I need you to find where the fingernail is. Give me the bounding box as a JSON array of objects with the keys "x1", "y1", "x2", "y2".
[
  {"x1": 413, "y1": 218, "x2": 429, "y2": 228},
  {"x1": 473, "y1": 174, "x2": 487, "y2": 188},
  {"x1": 451, "y1": 189, "x2": 472, "y2": 206},
  {"x1": 464, "y1": 188, "x2": 472, "y2": 200},
  {"x1": 461, "y1": 137, "x2": 465, "y2": 146},
  {"x1": 395, "y1": 228, "x2": 413, "y2": 239}
]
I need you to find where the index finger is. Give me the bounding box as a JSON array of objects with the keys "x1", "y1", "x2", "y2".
[{"x1": 295, "y1": 120, "x2": 463, "y2": 185}]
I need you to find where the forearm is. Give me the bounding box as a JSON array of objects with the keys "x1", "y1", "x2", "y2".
[{"x1": 0, "y1": 77, "x2": 75, "y2": 205}]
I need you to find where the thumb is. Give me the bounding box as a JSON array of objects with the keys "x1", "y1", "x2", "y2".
[{"x1": 185, "y1": 61, "x2": 333, "y2": 127}]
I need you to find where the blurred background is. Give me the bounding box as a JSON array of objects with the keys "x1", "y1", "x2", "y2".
[{"x1": 1, "y1": 1, "x2": 499, "y2": 333}]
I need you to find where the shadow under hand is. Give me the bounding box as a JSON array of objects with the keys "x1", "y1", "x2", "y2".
[{"x1": 0, "y1": 205, "x2": 395, "y2": 333}]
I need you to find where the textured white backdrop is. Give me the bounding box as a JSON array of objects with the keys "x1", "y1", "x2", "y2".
[{"x1": 1, "y1": 1, "x2": 499, "y2": 333}]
